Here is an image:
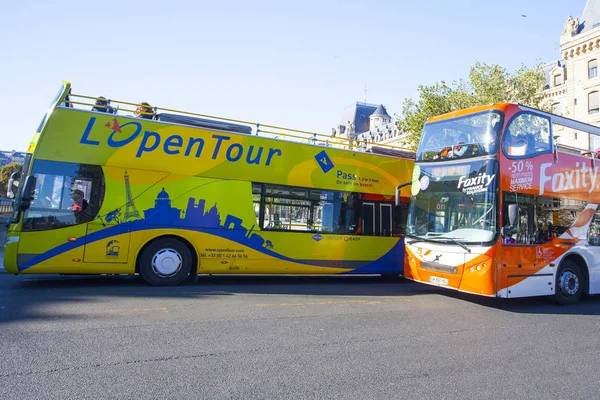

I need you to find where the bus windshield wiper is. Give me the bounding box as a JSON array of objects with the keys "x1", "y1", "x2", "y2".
[
  {"x1": 406, "y1": 234, "x2": 443, "y2": 245},
  {"x1": 429, "y1": 236, "x2": 471, "y2": 253}
]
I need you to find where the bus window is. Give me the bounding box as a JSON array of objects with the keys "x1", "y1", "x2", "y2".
[
  {"x1": 252, "y1": 183, "x2": 262, "y2": 227},
  {"x1": 503, "y1": 112, "x2": 551, "y2": 157},
  {"x1": 502, "y1": 192, "x2": 587, "y2": 244},
  {"x1": 392, "y1": 202, "x2": 408, "y2": 235},
  {"x1": 22, "y1": 161, "x2": 105, "y2": 231},
  {"x1": 588, "y1": 210, "x2": 600, "y2": 246},
  {"x1": 253, "y1": 183, "x2": 361, "y2": 234}
]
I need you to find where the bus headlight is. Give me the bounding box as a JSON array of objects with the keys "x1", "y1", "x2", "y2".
[{"x1": 467, "y1": 258, "x2": 493, "y2": 273}]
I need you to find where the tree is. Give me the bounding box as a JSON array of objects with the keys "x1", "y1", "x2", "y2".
[
  {"x1": 0, "y1": 162, "x2": 23, "y2": 197},
  {"x1": 398, "y1": 61, "x2": 549, "y2": 150}
]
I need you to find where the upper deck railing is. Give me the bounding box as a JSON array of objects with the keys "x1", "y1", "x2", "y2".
[{"x1": 62, "y1": 90, "x2": 415, "y2": 160}]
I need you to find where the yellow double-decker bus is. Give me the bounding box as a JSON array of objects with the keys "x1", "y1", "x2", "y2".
[{"x1": 4, "y1": 82, "x2": 414, "y2": 285}]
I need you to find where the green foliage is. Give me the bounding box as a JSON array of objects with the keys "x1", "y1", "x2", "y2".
[
  {"x1": 398, "y1": 62, "x2": 549, "y2": 150},
  {"x1": 0, "y1": 162, "x2": 23, "y2": 197}
]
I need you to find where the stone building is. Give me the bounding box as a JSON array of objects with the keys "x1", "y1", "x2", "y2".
[
  {"x1": 331, "y1": 102, "x2": 409, "y2": 149},
  {"x1": 0, "y1": 150, "x2": 26, "y2": 167},
  {"x1": 544, "y1": 0, "x2": 600, "y2": 150}
]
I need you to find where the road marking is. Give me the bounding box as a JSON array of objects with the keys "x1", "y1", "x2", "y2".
[
  {"x1": 103, "y1": 307, "x2": 168, "y2": 313},
  {"x1": 256, "y1": 298, "x2": 410, "y2": 307}
]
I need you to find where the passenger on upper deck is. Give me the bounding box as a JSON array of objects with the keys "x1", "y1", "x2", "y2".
[
  {"x1": 135, "y1": 102, "x2": 154, "y2": 120},
  {"x1": 64, "y1": 88, "x2": 74, "y2": 108},
  {"x1": 92, "y1": 96, "x2": 114, "y2": 114},
  {"x1": 451, "y1": 133, "x2": 471, "y2": 157}
]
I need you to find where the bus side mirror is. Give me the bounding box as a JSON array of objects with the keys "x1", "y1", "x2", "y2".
[
  {"x1": 19, "y1": 175, "x2": 37, "y2": 211},
  {"x1": 508, "y1": 204, "x2": 518, "y2": 226},
  {"x1": 6, "y1": 171, "x2": 21, "y2": 199},
  {"x1": 394, "y1": 181, "x2": 412, "y2": 206}
]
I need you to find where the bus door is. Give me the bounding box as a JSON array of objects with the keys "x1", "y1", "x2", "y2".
[
  {"x1": 82, "y1": 166, "x2": 169, "y2": 267},
  {"x1": 362, "y1": 202, "x2": 375, "y2": 235},
  {"x1": 501, "y1": 203, "x2": 553, "y2": 297},
  {"x1": 17, "y1": 160, "x2": 104, "y2": 274},
  {"x1": 380, "y1": 203, "x2": 392, "y2": 236},
  {"x1": 83, "y1": 221, "x2": 131, "y2": 264},
  {"x1": 501, "y1": 245, "x2": 540, "y2": 297},
  {"x1": 361, "y1": 202, "x2": 393, "y2": 236}
]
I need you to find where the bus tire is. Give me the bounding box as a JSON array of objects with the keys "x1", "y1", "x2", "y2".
[
  {"x1": 139, "y1": 238, "x2": 192, "y2": 286},
  {"x1": 555, "y1": 260, "x2": 584, "y2": 305}
]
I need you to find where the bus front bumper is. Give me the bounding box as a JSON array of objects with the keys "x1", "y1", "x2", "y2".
[{"x1": 3, "y1": 235, "x2": 19, "y2": 274}]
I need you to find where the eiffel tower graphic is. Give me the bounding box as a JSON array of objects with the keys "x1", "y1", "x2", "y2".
[{"x1": 123, "y1": 170, "x2": 141, "y2": 221}]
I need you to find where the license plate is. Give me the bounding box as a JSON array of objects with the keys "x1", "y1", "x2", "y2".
[{"x1": 429, "y1": 276, "x2": 448, "y2": 286}]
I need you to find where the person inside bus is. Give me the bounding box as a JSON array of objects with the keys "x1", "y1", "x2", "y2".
[
  {"x1": 135, "y1": 102, "x2": 154, "y2": 120},
  {"x1": 427, "y1": 219, "x2": 444, "y2": 233},
  {"x1": 434, "y1": 136, "x2": 453, "y2": 160},
  {"x1": 64, "y1": 88, "x2": 74, "y2": 108},
  {"x1": 71, "y1": 189, "x2": 88, "y2": 212},
  {"x1": 92, "y1": 96, "x2": 114, "y2": 114},
  {"x1": 272, "y1": 213, "x2": 282, "y2": 230},
  {"x1": 450, "y1": 133, "x2": 471, "y2": 158}
]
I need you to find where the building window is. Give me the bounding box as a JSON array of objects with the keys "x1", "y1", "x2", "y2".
[
  {"x1": 589, "y1": 91, "x2": 599, "y2": 114},
  {"x1": 554, "y1": 74, "x2": 563, "y2": 86},
  {"x1": 591, "y1": 134, "x2": 600, "y2": 152},
  {"x1": 551, "y1": 102, "x2": 563, "y2": 116},
  {"x1": 589, "y1": 59, "x2": 598, "y2": 79}
]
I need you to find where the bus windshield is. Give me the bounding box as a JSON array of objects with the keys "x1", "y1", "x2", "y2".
[
  {"x1": 407, "y1": 159, "x2": 498, "y2": 244},
  {"x1": 416, "y1": 110, "x2": 503, "y2": 162}
]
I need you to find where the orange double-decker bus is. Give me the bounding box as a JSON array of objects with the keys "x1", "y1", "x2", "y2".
[{"x1": 403, "y1": 103, "x2": 600, "y2": 304}]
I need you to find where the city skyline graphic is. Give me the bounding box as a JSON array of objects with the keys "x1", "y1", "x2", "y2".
[{"x1": 110, "y1": 186, "x2": 273, "y2": 251}]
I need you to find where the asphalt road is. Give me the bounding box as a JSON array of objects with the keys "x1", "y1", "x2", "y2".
[{"x1": 0, "y1": 272, "x2": 599, "y2": 400}]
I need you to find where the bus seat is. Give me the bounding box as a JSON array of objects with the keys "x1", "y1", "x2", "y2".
[
  {"x1": 508, "y1": 138, "x2": 528, "y2": 156},
  {"x1": 156, "y1": 113, "x2": 252, "y2": 135}
]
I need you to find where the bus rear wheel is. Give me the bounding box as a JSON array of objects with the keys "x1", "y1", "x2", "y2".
[
  {"x1": 555, "y1": 260, "x2": 584, "y2": 305},
  {"x1": 139, "y1": 238, "x2": 192, "y2": 286}
]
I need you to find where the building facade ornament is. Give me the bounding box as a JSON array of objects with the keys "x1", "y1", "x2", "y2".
[{"x1": 563, "y1": 16, "x2": 580, "y2": 37}]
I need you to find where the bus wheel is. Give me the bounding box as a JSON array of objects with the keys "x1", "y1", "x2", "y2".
[
  {"x1": 555, "y1": 261, "x2": 584, "y2": 305},
  {"x1": 139, "y1": 238, "x2": 192, "y2": 286}
]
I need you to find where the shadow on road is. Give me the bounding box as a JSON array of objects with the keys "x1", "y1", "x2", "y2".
[
  {"x1": 431, "y1": 287, "x2": 600, "y2": 316},
  {"x1": 0, "y1": 273, "x2": 598, "y2": 326}
]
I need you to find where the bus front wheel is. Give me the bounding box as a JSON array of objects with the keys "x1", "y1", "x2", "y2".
[
  {"x1": 555, "y1": 260, "x2": 584, "y2": 305},
  {"x1": 139, "y1": 238, "x2": 192, "y2": 286}
]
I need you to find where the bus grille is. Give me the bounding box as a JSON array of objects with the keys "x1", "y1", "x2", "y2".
[{"x1": 419, "y1": 261, "x2": 459, "y2": 275}]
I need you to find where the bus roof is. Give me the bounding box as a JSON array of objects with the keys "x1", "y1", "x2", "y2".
[
  {"x1": 426, "y1": 103, "x2": 513, "y2": 123},
  {"x1": 54, "y1": 81, "x2": 415, "y2": 157},
  {"x1": 425, "y1": 102, "x2": 600, "y2": 140}
]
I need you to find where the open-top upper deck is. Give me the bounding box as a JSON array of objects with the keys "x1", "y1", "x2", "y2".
[
  {"x1": 46, "y1": 82, "x2": 414, "y2": 158},
  {"x1": 425, "y1": 102, "x2": 600, "y2": 156},
  {"x1": 29, "y1": 82, "x2": 415, "y2": 196}
]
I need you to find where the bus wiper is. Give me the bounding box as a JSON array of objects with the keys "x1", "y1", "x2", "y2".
[
  {"x1": 407, "y1": 235, "x2": 426, "y2": 245},
  {"x1": 430, "y1": 236, "x2": 471, "y2": 253},
  {"x1": 406, "y1": 234, "x2": 443, "y2": 245}
]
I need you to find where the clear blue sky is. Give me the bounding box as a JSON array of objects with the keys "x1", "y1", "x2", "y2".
[{"x1": 0, "y1": 0, "x2": 588, "y2": 151}]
